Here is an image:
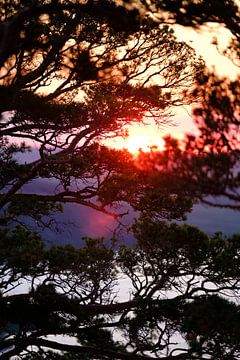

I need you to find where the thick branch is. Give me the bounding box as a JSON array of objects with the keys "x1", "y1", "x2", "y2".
[{"x1": 1, "y1": 337, "x2": 190, "y2": 360}]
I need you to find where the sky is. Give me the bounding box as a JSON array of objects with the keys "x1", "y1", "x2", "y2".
[
  {"x1": 70, "y1": 23, "x2": 240, "y2": 244},
  {"x1": 11, "y1": 21, "x2": 240, "y2": 245},
  {"x1": 105, "y1": 23, "x2": 239, "y2": 152},
  {"x1": 23, "y1": 176, "x2": 240, "y2": 247}
]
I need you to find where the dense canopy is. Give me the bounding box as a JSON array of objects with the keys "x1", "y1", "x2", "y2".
[{"x1": 0, "y1": 0, "x2": 240, "y2": 359}]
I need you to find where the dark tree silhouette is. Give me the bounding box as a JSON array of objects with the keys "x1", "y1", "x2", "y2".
[
  {"x1": 0, "y1": 219, "x2": 240, "y2": 359},
  {"x1": 0, "y1": 0, "x2": 202, "y2": 225},
  {"x1": 0, "y1": 1, "x2": 240, "y2": 359}
]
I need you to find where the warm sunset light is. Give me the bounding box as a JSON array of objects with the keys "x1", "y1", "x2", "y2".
[
  {"x1": 126, "y1": 134, "x2": 150, "y2": 153},
  {"x1": 2, "y1": 0, "x2": 240, "y2": 358},
  {"x1": 105, "y1": 124, "x2": 166, "y2": 153}
]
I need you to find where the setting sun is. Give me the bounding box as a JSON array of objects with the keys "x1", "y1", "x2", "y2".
[
  {"x1": 125, "y1": 134, "x2": 151, "y2": 153},
  {"x1": 105, "y1": 124, "x2": 166, "y2": 154}
]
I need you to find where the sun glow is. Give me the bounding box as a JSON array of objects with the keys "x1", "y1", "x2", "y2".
[
  {"x1": 126, "y1": 134, "x2": 151, "y2": 153},
  {"x1": 105, "y1": 124, "x2": 166, "y2": 154}
]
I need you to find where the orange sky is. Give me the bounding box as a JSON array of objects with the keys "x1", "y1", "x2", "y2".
[
  {"x1": 33, "y1": 22, "x2": 239, "y2": 155},
  {"x1": 104, "y1": 105, "x2": 195, "y2": 153},
  {"x1": 106, "y1": 23, "x2": 240, "y2": 154}
]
